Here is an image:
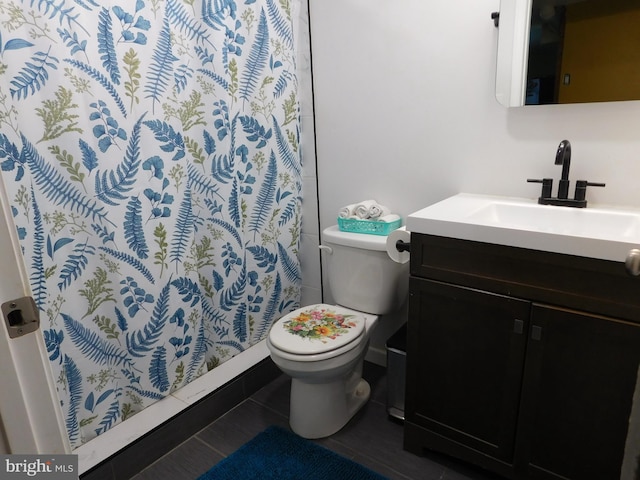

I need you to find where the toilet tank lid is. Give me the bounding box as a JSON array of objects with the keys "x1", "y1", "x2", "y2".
[{"x1": 322, "y1": 225, "x2": 390, "y2": 251}]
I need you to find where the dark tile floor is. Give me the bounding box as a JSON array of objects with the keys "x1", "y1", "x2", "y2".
[{"x1": 130, "y1": 363, "x2": 502, "y2": 480}]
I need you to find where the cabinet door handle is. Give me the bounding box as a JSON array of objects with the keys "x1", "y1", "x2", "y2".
[
  {"x1": 513, "y1": 319, "x2": 524, "y2": 335},
  {"x1": 626, "y1": 249, "x2": 640, "y2": 276},
  {"x1": 531, "y1": 325, "x2": 542, "y2": 341}
]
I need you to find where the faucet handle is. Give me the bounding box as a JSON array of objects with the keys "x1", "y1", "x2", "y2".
[
  {"x1": 574, "y1": 180, "x2": 605, "y2": 202},
  {"x1": 527, "y1": 178, "x2": 553, "y2": 199}
]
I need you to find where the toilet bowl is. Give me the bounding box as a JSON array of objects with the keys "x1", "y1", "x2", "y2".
[
  {"x1": 267, "y1": 225, "x2": 408, "y2": 439},
  {"x1": 267, "y1": 304, "x2": 378, "y2": 438}
]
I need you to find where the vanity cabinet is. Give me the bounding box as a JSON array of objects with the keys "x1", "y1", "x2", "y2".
[{"x1": 404, "y1": 234, "x2": 640, "y2": 480}]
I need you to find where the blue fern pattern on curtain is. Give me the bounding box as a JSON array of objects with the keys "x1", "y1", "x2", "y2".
[{"x1": 0, "y1": 0, "x2": 302, "y2": 447}]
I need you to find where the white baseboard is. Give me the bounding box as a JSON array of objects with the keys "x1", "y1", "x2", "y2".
[
  {"x1": 75, "y1": 341, "x2": 270, "y2": 474},
  {"x1": 365, "y1": 345, "x2": 387, "y2": 367}
]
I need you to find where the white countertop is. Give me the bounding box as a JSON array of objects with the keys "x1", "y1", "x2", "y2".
[{"x1": 406, "y1": 193, "x2": 640, "y2": 263}]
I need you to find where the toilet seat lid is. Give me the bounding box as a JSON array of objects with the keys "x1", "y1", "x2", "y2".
[{"x1": 269, "y1": 304, "x2": 366, "y2": 355}]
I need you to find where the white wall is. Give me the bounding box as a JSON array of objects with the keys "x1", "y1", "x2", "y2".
[{"x1": 309, "y1": 0, "x2": 640, "y2": 353}]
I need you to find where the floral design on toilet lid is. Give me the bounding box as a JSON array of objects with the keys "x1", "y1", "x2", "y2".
[{"x1": 269, "y1": 304, "x2": 366, "y2": 355}]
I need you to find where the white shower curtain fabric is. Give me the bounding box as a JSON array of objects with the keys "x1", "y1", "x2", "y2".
[{"x1": 0, "y1": 0, "x2": 302, "y2": 447}]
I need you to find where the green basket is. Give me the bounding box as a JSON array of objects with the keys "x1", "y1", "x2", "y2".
[{"x1": 337, "y1": 217, "x2": 402, "y2": 236}]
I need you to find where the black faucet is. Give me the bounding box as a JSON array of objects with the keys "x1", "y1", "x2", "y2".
[
  {"x1": 527, "y1": 140, "x2": 605, "y2": 208},
  {"x1": 555, "y1": 139, "x2": 571, "y2": 199}
]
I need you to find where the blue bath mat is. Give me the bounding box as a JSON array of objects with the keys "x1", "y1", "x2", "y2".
[{"x1": 197, "y1": 425, "x2": 389, "y2": 480}]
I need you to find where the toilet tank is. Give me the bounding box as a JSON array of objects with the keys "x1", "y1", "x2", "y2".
[{"x1": 321, "y1": 225, "x2": 409, "y2": 315}]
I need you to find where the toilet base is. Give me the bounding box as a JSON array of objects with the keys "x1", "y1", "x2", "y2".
[{"x1": 289, "y1": 374, "x2": 371, "y2": 439}]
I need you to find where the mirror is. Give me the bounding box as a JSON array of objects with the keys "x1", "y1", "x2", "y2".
[{"x1": 496, "y1": 0, "x2": 640, "y2": 107}]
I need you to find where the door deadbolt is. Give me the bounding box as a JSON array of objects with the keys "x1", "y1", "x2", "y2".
[{"x1": 2, "y1": 297, "x2": 40, "y2": 338}]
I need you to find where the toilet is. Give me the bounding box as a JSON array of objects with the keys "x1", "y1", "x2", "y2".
[{"x1": 266, "y1": 225, "x2": 409, "y2": 438}]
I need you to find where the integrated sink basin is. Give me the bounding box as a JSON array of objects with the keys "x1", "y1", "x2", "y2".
[
  {"x1": 469, "y1": 201, "x2": 640, "y2": 238},
  {"x1": 406, "y1": 193, "x2": 640, "y2": 262}
]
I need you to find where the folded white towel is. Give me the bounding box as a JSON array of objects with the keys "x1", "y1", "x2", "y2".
[
  {"x1": 376, "y1": 213, "x2": 401, "y2": 223},
  {"x1": 338, "y1": 203, "x2": 357, "y2": 219},
  {"x1": 354, "y1": 200, "x2": 378, "y2": 219}
]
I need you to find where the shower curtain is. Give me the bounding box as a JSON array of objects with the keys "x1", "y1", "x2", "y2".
[{"x1": 0, "y1": 0, "x2": 302, "y2": 448}]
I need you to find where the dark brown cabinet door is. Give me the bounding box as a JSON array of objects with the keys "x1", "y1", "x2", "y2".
[
  {"x1": 516, "y1": 305, "x2": 640, "y2": 480},
  {"x1": 405, "y1": 278, "x2": 531, "y2": 464}
]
